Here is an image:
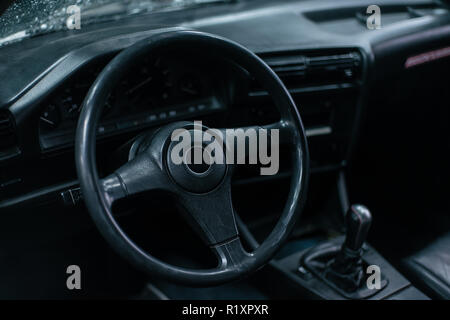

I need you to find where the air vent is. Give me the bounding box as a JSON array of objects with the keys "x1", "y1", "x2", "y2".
[
  {"x1": 251, "y1": 50, "x2": 362, "y2": 93},
  {"x1": 264, "y1": 55, "x2": 307, "y2": 86},
  {"x1": 306, "y1": 52, "x2": 362, "y2": 85},
  {"x1": 0, "y1": 110, "x2": 20, "y2": 162}
]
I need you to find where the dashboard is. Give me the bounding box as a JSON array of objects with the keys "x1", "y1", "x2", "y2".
[{"x1": 0, "y1": 0, "x2": 449, "y2": 203}]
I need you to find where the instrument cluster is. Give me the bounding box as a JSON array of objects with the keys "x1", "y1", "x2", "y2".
[{"x1": 39, "y1": 54, "x2": 223, "y2": 150}]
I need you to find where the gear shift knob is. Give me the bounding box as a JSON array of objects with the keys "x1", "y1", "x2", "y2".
[
  {"x1": 302, "y1": 203, "x2": 383, "y2": 296},
  {"x1": 343, "y1": 204, "x2": 372, "y2": 252}
]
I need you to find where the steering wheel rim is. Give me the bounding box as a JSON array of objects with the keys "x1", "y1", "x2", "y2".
[{"x1": 75, "y1": 30, "x2": 309, "y2": 286}]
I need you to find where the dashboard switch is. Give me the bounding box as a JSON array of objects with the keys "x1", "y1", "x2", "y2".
[
  {"x1": 61, "y1": 187, "x2": 83, "y2": 206},
  {"x1": 98, "y1": 126, "x2": 106, "y2": 134}
]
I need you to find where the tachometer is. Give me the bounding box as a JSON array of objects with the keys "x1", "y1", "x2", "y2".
[
  {"x1": 178, "y1": 73, "x2": 202, "y2": 98},
  {"x1": 40, "y1": 104, "x2": 60, "y2": 129}
]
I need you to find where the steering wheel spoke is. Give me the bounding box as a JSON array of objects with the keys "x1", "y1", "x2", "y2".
[
  {"x1": 100, "y1": 152, "x2": 170, "y2": 205},
  {"x1": 212, "y1": 237, "x2": 251, "y2": 271},
  {"x1": 261, "y1": 120, "x2": 295, "y2": 145},
  {"x1": 217, "y1": 119, "x2": 294, "y2": 160},
  {"x1": 213, "y1": 120, "x2": 294, "y2": 177},
  {"x1": 177, "y1": 182, "x2": 239, "y2": 246},
  {"x1": 100, "y1": 173, "x2": 127, "y2": 205}
]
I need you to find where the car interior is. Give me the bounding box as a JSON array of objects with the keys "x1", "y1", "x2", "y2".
[{"x1": 0, "y1": 0, "x2": 449, "y2": 300}]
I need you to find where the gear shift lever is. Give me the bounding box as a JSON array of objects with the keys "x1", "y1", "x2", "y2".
[
  {"x1": 326, "y1": 204, "x2": 372, "y2": 290},
  {"x1": 343, "y1": 204, "x2": 372, "y2": 253},
  {"x1": 301, "y1": 204, "x2": 387, "y2": 298}
]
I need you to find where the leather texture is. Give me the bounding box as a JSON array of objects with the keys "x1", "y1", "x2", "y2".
[{"x1": 403, "y1": 232, "x2": 450, "y2": 299}]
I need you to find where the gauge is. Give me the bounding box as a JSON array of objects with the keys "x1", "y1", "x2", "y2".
[
  {"x1": 124, "y1": 67, "x2": 153, "y2": 97},
  {"x1": 40, "y1": 104, "x2": 60, "y2": 129},
  {"x1": 118, "y1": 58, "x2": 168, "y2": 112},
  {"x1": 53, "y1": 87, "x2": 79, "y2": 122},
  {"x1": 178, "y1": 74, "x2": 201, "y2": 97}
]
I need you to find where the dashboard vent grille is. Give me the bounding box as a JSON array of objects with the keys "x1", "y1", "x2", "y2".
[
  {"x1": 307, "y1": 52, "x2": 360, "y2": 70},
  {"x1": 306, "y1": 52, "x2": 361, "y2": 83},
  {"x1": 0, "y1": 110, "x2": 20, "y2": 162},
  {"x1": 252, "y1": 50, "x2": 362, "y2": 93},
  {"x1": 265, "y1": 56, "x2": 307, "y2": 76}
]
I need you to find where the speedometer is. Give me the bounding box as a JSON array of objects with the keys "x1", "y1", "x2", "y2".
[{"x1": 40, "y1": 104, "x2": 60, "y2": 129}]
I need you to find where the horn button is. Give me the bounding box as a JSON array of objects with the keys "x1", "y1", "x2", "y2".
[{"x1": 166, "y1": 129, "x2": 227, "y2": 193}]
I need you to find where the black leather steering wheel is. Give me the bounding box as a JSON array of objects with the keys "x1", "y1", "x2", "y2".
[{"x1": 75, "y1": 30, "x2": 309, "y2": 286}]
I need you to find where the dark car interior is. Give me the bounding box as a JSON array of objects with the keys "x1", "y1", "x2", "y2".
[{"x1": 0, "y1": 0, "x2": 449, "y2": 300}]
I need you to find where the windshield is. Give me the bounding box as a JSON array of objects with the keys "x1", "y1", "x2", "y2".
[{"x1": 0, "y1": 0, "x2": 233, "y2": 47}]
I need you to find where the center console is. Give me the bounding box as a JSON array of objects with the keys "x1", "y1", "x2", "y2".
[
  {"x1": 247, "y1": 204, "x2": 429, "y2": 300},
  {"x1": 245, "y1": 49, "x2": 364, "y2": 170}
]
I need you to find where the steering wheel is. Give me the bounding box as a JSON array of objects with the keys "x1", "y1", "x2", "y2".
[{"x1": 75, "y1": 30, "x2": 309, "y2": 286}]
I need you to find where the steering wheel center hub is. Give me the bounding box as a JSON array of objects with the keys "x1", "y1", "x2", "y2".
[
  {"x1": 166, "y1": 129, "x2": 227, "y2": 193},
  {"x1": 187, "y1": 161, "x2": 211, "y2": 174},
  {"x1": 184, "y1": 146, "x2": 213, "y2": 175}
]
